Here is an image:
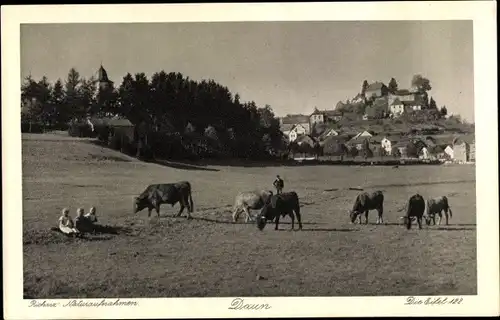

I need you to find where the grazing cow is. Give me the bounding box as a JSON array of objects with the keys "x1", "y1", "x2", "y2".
[
  {"x1": 256, "y1": 191, "x2": 302, "y2": 231},
  {"x1": 134, "y1": 181, "x2": 194, "y2": 219},
  {"x1": 399, "y1": 194, "x2": 426, "y2": 229},
  {"x1": 349, "y1": 191, "x2": 384, "y2": 224},
  {"x1": 232, "y1": 190, "x2": 273, "y2": 223},
  {"x1": 425, "y1": 196, "x2": 453, "y2": 225}
]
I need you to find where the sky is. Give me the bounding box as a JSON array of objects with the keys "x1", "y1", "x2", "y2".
[{"x1": 20, "y1": 21, "x2": 474, "y2": 122}]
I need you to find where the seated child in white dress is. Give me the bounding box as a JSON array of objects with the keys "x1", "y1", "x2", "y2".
[{"x1": 58, "y1": 208, "x2": 79, "y2": 235}]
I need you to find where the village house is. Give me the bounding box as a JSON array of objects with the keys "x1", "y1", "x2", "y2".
[
  {"x1": 380, "y1": 136, "x2": 395, "y2": 155},
  {"x1": 351, "y1": 93, "x2": 366, "y2": 104},
  {"x1": 364, "y1": 82, "x2": 389, "y2": 99},
  {"x1": 452, "y1": 136, "x2": 471, "y2": 163},
  {"x1": 318, "y1": 128, "x2": 340, "y2": 142},
  {"x1": 392, "y1": 140, "x2": 409, "y2": 158},
  {"x1": 469, "y1": 140, "x2": 475, "y2": 162},
  {"x1": 280, "y1": 114, "x2": 311, "y2": 141},
  {"x1": 309, "y1": 108, "x2": 343, "y2": 127},
  {"x1": 324, "y1": 110, "x2": 343, "y2": 122},
  {"x1": 309, "y1": 108, "x2": 325, "y2": 126},
  {"x1": 347, "y1": 131, "x2": 373, "y2": 150},
  {"x1": 351, "y1": 130, "x2": 373, "y2": 140},
  {"x1": 418, "y1": 146, "x2": 430, "y2": 159},
  {"x1": 388, "y1": 89, "x2": 427, "y2": 112},
  {"x1": 88, "y1": 115, "x2": 135, "y2": 152},
  {"x1": 444, "y1": 145, "x2": 454, "y2": 160},
  {"x1": 389, "y1": 99, "x2": 405, "y2": 118},
  {"x1": 296, "y1": 134, "x2": 317, "y2": 147},
  {"x1": 403, "y1": 100, "x2": 423, "y2": 112},
  {"x1": 288, "y1": 123, "x2": 309, "y2": 142}
]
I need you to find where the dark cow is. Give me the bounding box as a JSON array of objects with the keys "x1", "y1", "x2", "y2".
[
  {"x1": 400, "y1": 194, "x2": 426, "y2": 230},
  {"x1": 349, "y1": 191, "x2": 384, "y2": 224},
  {"x1": 425, "y1": 196, "x2": 453, "y2": 225},
  {"x1": 133, "y1": 181, "x2": 194, "y2": 219},
  {"x1": 256, "y1": 191, "x2": 302, "y2": 231}
]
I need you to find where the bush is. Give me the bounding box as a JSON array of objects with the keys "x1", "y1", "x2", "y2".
[
  {"x1": 68, "y1": 122, "x2": 93, "y2": 137},
  {"x1": 21, "y1": 122, "x2": 44, "y2": 133}
]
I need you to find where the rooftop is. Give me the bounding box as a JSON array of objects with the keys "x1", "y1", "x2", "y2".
[
  {"x1": 365, "y1": 82, "x2": 386, "y2": 92},
  {"x1": 281, "y1": 115, "x2": 310, "y2": 125}
]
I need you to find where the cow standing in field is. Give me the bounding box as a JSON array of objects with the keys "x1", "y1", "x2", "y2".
[
  {"x1": 400, "y1": 194, "x2": 426, "y2": 230},
  {"x1": 425, "y1": 196, "x2": 453, "y2": 226},
  {"x1": 232, "y1": 190, "x2": 273, "y2": 223},
  {"x1": 134, "y1": 181, "x2": 194, "y2": 219},
  {"x1": 349, "y1": 191, "x2": 384, "y2": 224},
  {"x1": 256, "y1": 191, "x2": 302, "y2": 231}
]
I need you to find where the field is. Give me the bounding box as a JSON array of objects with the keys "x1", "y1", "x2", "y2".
[{"x1": 22, "y1": 133, "x2": 477, "y2": 298}]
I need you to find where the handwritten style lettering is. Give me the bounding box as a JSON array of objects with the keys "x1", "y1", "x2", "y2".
[
  {"x1": 405, "y1": 296, "x2": 463, "y2": 306},
  {"x1": 29, "y1": 300, "x2": 59, "y2": 307},
  {"x1": 228, "y1": 298, "x2": 272, "y2": 310},
  {"x1": 63, "y1": 299, "x2": 138, "y2": 307}
]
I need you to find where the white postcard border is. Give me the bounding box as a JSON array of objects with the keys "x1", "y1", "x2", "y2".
[{"x1": 2, "y1": 2, "x2": 498, "y2": 319}]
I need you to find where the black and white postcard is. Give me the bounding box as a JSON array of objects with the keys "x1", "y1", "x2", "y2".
[{"x1": 2, "y1": 2, "x2": 498, "y2": 319}]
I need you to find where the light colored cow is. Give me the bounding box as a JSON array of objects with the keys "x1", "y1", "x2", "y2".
[
  {"x1": 425, "y1": 196, "x2": 453, "y2": 225},
  {"x1": 232, "y1": 190, "x2": 273, "y2": 223}
]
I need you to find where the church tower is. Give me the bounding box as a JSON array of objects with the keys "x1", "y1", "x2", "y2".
[{"x1": 97, "y1": 64, "x2": 112, "y2": 90}]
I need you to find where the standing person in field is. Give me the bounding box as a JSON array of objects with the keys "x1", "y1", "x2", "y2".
[
  {"x1": 58, "y1": 208, "x2": 79, "y2": 235},
  {"x1": 273, "y1": 175, "x2": 284, "y2": 194}
]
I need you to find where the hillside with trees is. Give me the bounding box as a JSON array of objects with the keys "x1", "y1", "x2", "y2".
[{"x1": 324, "y1": 74, "x2": 474, "y2": 136}]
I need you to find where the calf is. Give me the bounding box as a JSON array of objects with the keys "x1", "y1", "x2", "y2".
[
  {"x1": 400, "y1": 194, "x2": 426, "y2": 230},
  {"x1": 349, "y1": 191, "x2": 384, "y2": 224},
  {"x1": 425, "y1": 196, "x2": 453, "y2": 225},
  {"x1": 256, "y1": 192, "x2": 302, "y2": 231}
]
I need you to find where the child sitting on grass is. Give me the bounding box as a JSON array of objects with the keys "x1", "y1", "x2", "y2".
[
  {"x1": 75, "y1": 207, "x2": 98, "y2": 233},
  {"x1": 84, "y1": 206, "x2": 98, "y2": 223},
  {"x1": 58, "y1": 208, "x2": 79, "y2": 236}
]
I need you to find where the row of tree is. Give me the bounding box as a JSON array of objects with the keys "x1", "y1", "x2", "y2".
[{"x1": 21, "y1": 68, "x2": 286, "y2": 160}]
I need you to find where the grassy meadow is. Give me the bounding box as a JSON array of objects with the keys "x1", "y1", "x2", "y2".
[{"x1": 22, "y1": 133, "x2": 477, "y2": 298}]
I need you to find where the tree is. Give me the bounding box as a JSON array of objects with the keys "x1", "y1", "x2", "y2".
[
  {"x1": 81, "y1": 77, "x2": 97, "y2": 116},
  {"x1": 388, "y1": 77, "x2": 398, "y2": 93},
  {"x1": 19, "y1": 67, "x2": 287, "y2": 160},
  {"x1": 36, "y1": 76, "x2": 53, "y2": 128},
  {"x1": 204, "y1": 125, "x2": 218, "y2": 140},
  {"x1": 361, "y1": 80, "x2": 369, "y2": 95},
  {"x1": 21, "y1": 75, "x2": 53, "y2": 131},
  {"x1": 429, "y1": 97, "x2": 437, "y2": 109},
  {"x1": 361, "y1": 138, "x2": 372, "y2": 160},
  {"x1": 96, "y1": 76, "x2": 118, "y2": 116},
  {"x1": 117, "y1": 73, "x2": 136, "y2": 120},
  {"x1": 349, "y1": 146, "x2": 359, "y2": 158},
  {"x1": 440, "y1": 105, "x2": 448, "y2": 118},
  {"x1": 411, "y1": 74, "x2": 432, "y2": 92},
  {"x1": 64, "y1": 68, "x2": 83, "y2": 121},
  {"x1": 406, "y1": 141, "x2": 419, "y2": 158},
  {"x1": 50, "y1": 79, "x2": 66, "y2": 126}
]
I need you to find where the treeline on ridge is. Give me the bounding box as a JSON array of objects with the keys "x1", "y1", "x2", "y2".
[{"x1": 21, "y1": 68, "x2": 286, "y2": 160}]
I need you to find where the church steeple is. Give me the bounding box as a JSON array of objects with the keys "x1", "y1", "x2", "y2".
[
  {"x1": 97, "y1": 64, "x2": 112, "y2": 90},
  {"x1": 98, "y1": 65, "x2": 109, "y2": 83}
]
